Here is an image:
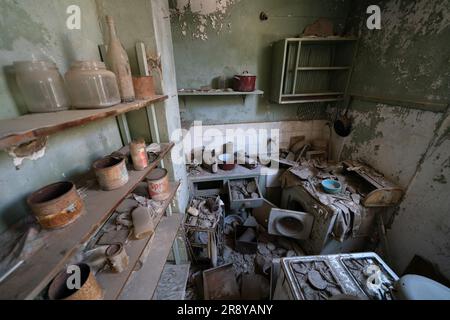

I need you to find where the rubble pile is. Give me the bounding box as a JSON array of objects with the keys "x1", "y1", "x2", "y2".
[
  {"x1": 230, "y1": 180, "x2": 259, "y2": 200},
  {"x1": 186, "y1": 196, "x2": 223, "y2": 229}
]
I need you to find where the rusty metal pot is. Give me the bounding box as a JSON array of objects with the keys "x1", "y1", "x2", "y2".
[
  {"x1": 146, "y1": 168, "x2": 170, "y2": 201},
  {"x1": 132, "y1": 76, "x2": 155, "y2": 99},
  {"x1": 27, "y1": 181, "x2": 84, "y2": 229},
  {"x1": 93, "y1": 156, "x2": 129, "y2": 191},
  {"x1": 48, "y1": 263, "x2": 103, "y2": 300}
]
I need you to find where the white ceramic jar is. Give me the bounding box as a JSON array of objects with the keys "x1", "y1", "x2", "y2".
[
  {"x1": 65, "y1": 61, "x2": 121, "y2": 109},
  {"x1": 14, "y1": 61, "x2": 70, "y2": 113}
]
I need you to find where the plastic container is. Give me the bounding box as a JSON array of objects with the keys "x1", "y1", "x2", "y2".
[
  {"x1": 65, "y1": 61, "x2": 121, "y2": 109},
  {"x1": 14, "y1": 61, "x2": 70, "y2": 113},
  {"x1": 321, "y1": 179, "x2": 342, "y2": 194}
]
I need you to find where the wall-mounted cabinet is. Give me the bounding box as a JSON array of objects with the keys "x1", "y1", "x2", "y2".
[{"x1": 270, "y1": 37, "x2": 358, "y2": 104}]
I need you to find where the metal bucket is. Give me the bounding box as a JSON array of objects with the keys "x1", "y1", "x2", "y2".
[
  {"x1": 48, "y1": 263, "x2": 103, "y2": 300},
  {"x1": 27, "y1": 181, "x2": 84, "y2": 229},
  {"x1": 146, "y1": 168, "x2": 170, "y2": 201},
  {"x1": 93, "y1": 156, "x2": 129, "y2": 191}
]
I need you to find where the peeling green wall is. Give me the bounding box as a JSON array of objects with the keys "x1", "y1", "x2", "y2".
[
  {"x1": 340, "y1": 0, "x2": 450, "y2": 279},
  {"x1": 0, "y1": 0, "x2": 123, "y2": 233},
  {"x1": 170, "y1": 0, "x2": 351, "y2": 125}
]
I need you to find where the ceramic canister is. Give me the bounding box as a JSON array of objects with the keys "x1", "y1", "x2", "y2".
[{"x1": 146, "y1": 168, "x2": 170, "y2": 201}]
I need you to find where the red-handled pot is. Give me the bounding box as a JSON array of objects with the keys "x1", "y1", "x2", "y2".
[{"x1": 233, "y1": 71, "x2": 256, "y2": 92}]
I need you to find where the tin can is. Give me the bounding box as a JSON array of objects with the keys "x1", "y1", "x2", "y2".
[
  {"x1": 130, "y1": 138, "x2": 148, "y2": 171},
  {"x1": 27, "y1": 181, "x2": 84, "y2": 229},
  {"x1": 106, "y1": 243, "x2": 129, "y2": 273},
  {"x1": 93, "y1": 156, "x2": 129, "y2": 191},
  {"x1": 146, "y1": 168, "x2": 170, "y2": 201},
  {"x1": 48, "y1": 263, "x2": 103, "y2": 300}
]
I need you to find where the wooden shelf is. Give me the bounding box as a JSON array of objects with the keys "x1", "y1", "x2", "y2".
[
  {"x1": 117, "y1": 213, "x2": 184, "y2": 300},
  {"x1": 153, "y1": 264, "x2": 190, "y2": 300},
  {"x1": 0, "y1": 142, "x2": 174, "y2": 300},
  {"x1": 178, "y1": 90, "x2": 264, "y2": 96},
  {"x1": 279, "y1": 92, "x2": 345, "y2": 104},
  {"x1": 282, "y1": 92, "x2": 345, "y2": 97},
  {"x1": 96, "y1": 182, "x2": 180, "y2": 300},
  {"x1": 297, "y1": 67, "x2": 350, "y2": 71},
  {"x1": 0, "y1": 96, "x2": 167, "y2": 150},
  {"x1": 178, "y1": 90, "x2": 264, "y2": 104}
]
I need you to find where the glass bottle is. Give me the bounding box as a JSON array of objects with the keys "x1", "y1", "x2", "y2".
[{"x1": 105, "y1": 16, "x2": 135, "y2": 102}]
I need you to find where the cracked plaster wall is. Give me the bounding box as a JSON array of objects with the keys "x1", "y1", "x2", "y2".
[{"x1": 338, "y1": 0, "x2": 450, "y2": 279}]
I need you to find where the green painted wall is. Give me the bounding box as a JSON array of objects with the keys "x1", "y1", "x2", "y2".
[
  {"x1": 340, "y1": 0, "x2": 450, "y2": 279},
  {"x1": 170, "y1": 0, "x2": 352, "y2": 126},
  {"x1": 0, "y1": 0, "x2": 123, "y2": 233}
]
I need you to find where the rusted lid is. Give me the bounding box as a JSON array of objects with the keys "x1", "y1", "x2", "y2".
[{"x1": 146, "y1": 168, "x2": 167, "y2": 181}]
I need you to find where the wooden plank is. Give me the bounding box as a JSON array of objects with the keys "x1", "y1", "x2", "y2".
[
  {"x1": 118, "y1": 213, "x2": 183, "y2": 300},
  {"x1": 0, "y1": 142, "x2": 174, "y2": 300},
  {"x1": 153, "y1": 264, "x2": 190, "y2": 300},
  {"x1": 0, "y1": 96, "x2": 167, "y2": 150},
  {"x1": 96, "y1": 182, "x2": 180, "y2": 300}
]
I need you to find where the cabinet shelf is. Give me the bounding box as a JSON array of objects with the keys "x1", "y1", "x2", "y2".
[
  {"x1": 0, "y1": 142, "x2": 174, "y2": 300},
  {"x1": 297, "y1": 66, "x2": 350, "y2": 71},
  {"x1": 271, "y1": 37, "x2": 358, "y2": 105}
]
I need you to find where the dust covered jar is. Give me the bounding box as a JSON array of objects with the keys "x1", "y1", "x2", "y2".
[
  {"x1": 14, "y1": 61, "x2": 70, "y2": 113},
  {"x1": 65, "y1": 60, "x2": 121, "y2": 109}
]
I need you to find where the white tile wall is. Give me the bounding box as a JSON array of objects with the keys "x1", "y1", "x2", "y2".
[{"x1": 183, "y1": 121, "x2": 329, "y2": 161}]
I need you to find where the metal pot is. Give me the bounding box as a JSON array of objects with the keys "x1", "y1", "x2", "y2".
[
  {"x1": 27, "y1": 181, "x2": 84, "y2": 229},
  {"x1": 233, "y1": 71, "x2": 256, "y2": 92},
  {"x1": 48, "y1": 263, "x2": 103, "y2": 300},
  {"x1": 93, "y1": 156, "x2": 129, "y2": 191}
]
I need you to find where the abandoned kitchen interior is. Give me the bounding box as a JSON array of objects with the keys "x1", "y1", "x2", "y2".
[{"x1": 0, "y1": 0, "x2": 449, "y2": 301}]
